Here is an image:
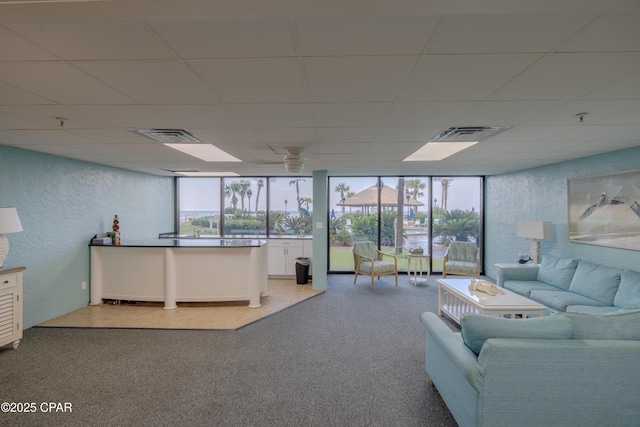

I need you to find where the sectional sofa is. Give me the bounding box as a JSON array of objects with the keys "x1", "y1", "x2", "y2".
[
  {"x1": 420, "y1": 309, "x2": 640, "y2": 426},
  {"x1": 496, "y1": 254, "x2": 640, "y2": 313}
]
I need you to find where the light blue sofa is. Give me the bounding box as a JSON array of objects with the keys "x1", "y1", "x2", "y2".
[
  {"x1": 496, "y1": 254, "x2": 640, "y2": 313},
  {"x1": 420, "y1": 310, "x2": 640, "y2": 427}
]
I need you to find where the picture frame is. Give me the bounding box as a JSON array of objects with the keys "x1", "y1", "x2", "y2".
[{"x1": 568, "y1": 169, "x2": 640, "y2": 251}]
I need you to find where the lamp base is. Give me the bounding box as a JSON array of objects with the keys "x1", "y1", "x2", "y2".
[
  {"x1": 0, "y1": 234, "x2": 8, "y2": 269},
  {"x1": 529, "y1": 239, "x2": 541, "y2": 264}
]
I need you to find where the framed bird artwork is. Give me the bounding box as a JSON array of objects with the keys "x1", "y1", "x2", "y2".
[{"x1": 568, "y1": 169, "x2": 640, "y2": 251}]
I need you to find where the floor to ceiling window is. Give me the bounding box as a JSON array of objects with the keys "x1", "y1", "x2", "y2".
[
  {"x1": 328, "y1": 176, "x2": 482, "y2": 273},
  {"x1": 177, "y1": 178, "x2": 221, "y2": 236},
  {"x1": 268, "y1": 177, "x2": 314, "y2": 236},
  {"x1": 177, "y1": 177, "x2": 312, "y2": 238}
]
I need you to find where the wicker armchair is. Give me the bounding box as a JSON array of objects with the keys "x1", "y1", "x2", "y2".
[
  {"x1": 442, "y1": 241, "x2": 480, "y2": 278},
  {"x1": 352, "y1": 241, "x2": 398, "y2": 289}
]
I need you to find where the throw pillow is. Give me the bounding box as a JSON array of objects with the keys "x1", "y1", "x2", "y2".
[
  {"x1": 568, "y1": 261, "x2": 621, "y2": 305},
  {"x1": 460, "y1": 313, "x2": 573, "y2": 355},
  {"x1": 537, "y1": 254, "x2": 578, "y2": 290},
  {"x1": 557, "y1": 308, "x2": 640, "y2": 340},
  {"x1": 613, "y1": 269, "x2": 640, "y2": 309}
]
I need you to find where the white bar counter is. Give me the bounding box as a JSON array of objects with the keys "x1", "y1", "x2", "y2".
[{"x1": 90, "y1": 238, "x2": 269, "y2": 309}]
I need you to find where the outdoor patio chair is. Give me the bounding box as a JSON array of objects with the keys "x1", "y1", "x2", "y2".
[
  {"x1": 352, "y1": 241, "x2": 398, "y2": 289},
  {"x1": 442, "y1": 241, "x2": 480, "y2": 278}
]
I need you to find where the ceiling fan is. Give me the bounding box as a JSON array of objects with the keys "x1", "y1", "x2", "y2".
[{"x1": 248, "y1": 147, "x2": 306, "y2": 173}]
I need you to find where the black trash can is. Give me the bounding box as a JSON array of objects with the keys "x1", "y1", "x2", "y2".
[{"x1": 295, "y1": 257, "x2": 310, "y2": 284}]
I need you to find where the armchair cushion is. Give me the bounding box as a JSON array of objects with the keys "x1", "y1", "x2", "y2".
[
  {"x1": 460, "y1": 313, "x2": 573, "y2": 356},
  {"x1": 358, "y1": 260, "x2": 396, "y2": 274},
  {"x1": 353, "y1": 241, "x2": 377, "y2": 260},
  {"x1": 447, "y1": 242, "x2": 478, "y2": 263}
]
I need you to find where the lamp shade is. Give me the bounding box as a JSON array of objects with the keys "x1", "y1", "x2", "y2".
[
  {"x1": 517, "y1": 221, "x2": 552, "y2": 240},
  {"x1": 0, "y1": 207, "x2": 23, "y2": 234}
]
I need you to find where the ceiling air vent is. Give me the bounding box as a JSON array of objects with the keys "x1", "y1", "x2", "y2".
[
  {"x1": 128, "y1": 128, "x2": 202, "y2": 143},
  {"x1": 432, "y1": 126, "x2": 509, "y2": 142}
]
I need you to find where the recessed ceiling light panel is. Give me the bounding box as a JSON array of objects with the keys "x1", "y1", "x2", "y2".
[{"x1": 404, "y1": 141, "x2": 478, "y2": 161}]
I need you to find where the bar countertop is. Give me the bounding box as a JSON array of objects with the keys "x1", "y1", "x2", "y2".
[{"x1": 90, "y1": 238, "x2": 269, "y2": 248}]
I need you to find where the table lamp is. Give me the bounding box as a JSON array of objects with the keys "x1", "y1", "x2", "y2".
[
  {"x1": 0, "y1": 207, "x2": 23, "y2": 269},
  {"x1": 517, "y1": 221, "x2": 552, "y2": 264}
]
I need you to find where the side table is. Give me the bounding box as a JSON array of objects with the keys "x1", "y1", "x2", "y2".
[{"x1": 407, "y1": 253, "x2": 430, "y2": 285}]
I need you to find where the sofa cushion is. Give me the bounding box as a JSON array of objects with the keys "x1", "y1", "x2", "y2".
[
  {"x1": 529, "y1": 290, "x2": 606, "y2": 312},
  {"x1": 557, "y1": 308, "x2": 640, "y2": 340},
  {"x1": 569, "y1": 261, "x2": 622, "y2": 305},
  {"x1": 536, "y1": 255, "x2": 578, "y2": 290},
  {"x1": 566, "y1": 305, "x2": 621, "y2": 314},
  {"x1": 613, "y1": 269, "x2": 640, "y2": 309},
  {"x1": 460, "y1": 313, "x2": 573, "y2": 355},
  {"x1": 503, "y1": 280, "x2": 563, "y2": 297}
]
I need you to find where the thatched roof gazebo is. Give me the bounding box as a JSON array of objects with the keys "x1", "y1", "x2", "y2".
[{"x1": 337, "y1": 185, "x2": 424, "y2": 214}]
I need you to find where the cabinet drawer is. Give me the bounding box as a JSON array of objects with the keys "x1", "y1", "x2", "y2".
[{"x1": 0, "y1": 274, "x2": 17, "y2": 290}]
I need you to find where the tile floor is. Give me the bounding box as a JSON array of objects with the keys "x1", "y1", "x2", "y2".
[{"x1": 37, "y1": 279, "x2": 323, "y2": 330}]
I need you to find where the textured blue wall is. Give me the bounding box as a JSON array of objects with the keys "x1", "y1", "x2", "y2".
[
  {"x1": 0, "y1": 145, "x2": 173, "y2": 328},
  {"x1": 485, "y1": 145, "x2": 640, "y2": 280}
]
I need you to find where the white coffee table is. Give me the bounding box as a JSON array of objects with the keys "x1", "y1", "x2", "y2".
[{"x1": 437, "y1": 278, "x2": 547, "y2": 325}]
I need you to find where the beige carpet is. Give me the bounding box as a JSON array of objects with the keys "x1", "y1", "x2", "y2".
[{"x1": 37, "y1": 279, "x2": 324, "y2": 330}]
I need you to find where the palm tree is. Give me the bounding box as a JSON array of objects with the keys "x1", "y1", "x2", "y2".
[
  {"x1": 334, "y1": 182, "x2": 350, "y2": 214},
  {"x1": 405, "y1": 179, "x2": 426, "y2": 213},
  {"x1": 224, "y1": 182, "x2": 242, "y2": 212},
  {"x1": 300, "y1": 197, "x2": 312, "y2": 211},
  {"x1": 254, "y1": 178, "x2": 264, "y2": 212},
  {"x1": 289, "y1": 178, "x2": 306, "y2": 213},
  {"x1": 435, "y1": 178, "x2": 453, "y2": 211},
  {"x1": 237, "y1": 179, "x2": 251, "y2": 211}
]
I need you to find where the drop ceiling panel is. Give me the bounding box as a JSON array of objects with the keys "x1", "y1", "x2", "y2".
[
  {"x1": 0, "y1": 111, "x2": 44, "y2": 129},
  {"x1": 0, "y1": 25, "x2": 58, "y2": 61},
  {"x1": 296, "y1": 16, "x2": 438, "y2": 56},
  {"x1": 316, "y1": 142, "x2": 371, "y2": 154},
  {"x1": 486, "y1": 125, "x2": 576, "y2": 141},
  {"x1": 149, "y1": 105, "x2": 245, "y2": 128},
  {"x1": 0, "y1": 81, "x2": 54, "y2": 105},
  {"x1": 384, "y1": 102, "x2": 477, "y2": 126},
  {"x1": 558, "y1": 12, "x2": 640, "y2": 52},
  {"x1": 7, "y1": 21, "x2": 175, "y2": 60},
  {"x1": 0, "y1": 62, "x2": 134, "y2": 104},
  {"x1": 315, "y1": 128, "x2": 377, "y2": 142},
  {"x1": 400, "y1": 54, "x2": 541, "y2": 101},
  {"x1": 0, "y1": 105, "x2": 115, "y2": 128},
  {"x1": 524, "y1": 99, "x2": 640, "y2": 125},
  {"x1": 490, "y1": 53, "x2": 640, "y2": 100},
  {"x1": 305, "y1": 56, "x2": 418, "y2": 102},
  {"x1": 374, "y1": 127, "x2": 444, "y2": 142},
  {"x1": 455, "y1": 100, "x2": 565, "y2": 126},
  {"x1": 585, "y1": 69, "x2": 640, "y2": 99},
  {"x1": 69, "y1": 128, "x2": 158, "y2": 144},
  {"x1": 231, "y1": 104, "x2": 312, "y2": 128},
  {"x1": 75, "y1": 61, "x2": 221, "y2": 104},
  {"x1": 188, "y1": 58, "x2": 307, "y2": 103},
  {"x1": 9, "y1": 129, "x2": 99, "y2": 144},
  {"x1": 150, "y1": 18, "x2": 296, "y2": 58},
  {"x1": 430, "y1": 13, "x2": 595, "y2": 53},
  {"x1": 69, "y1": 105, "x2": 182, "y2": 128},
  {"x1": 311, "y1": 103, "x2": 391, "y2": 127},
  {"x1": 543, "y1": 125, "x2": 639, "y2": 141},
  {"x1": 191, "y1": 128, "x2": 263, "y2": 144},
  {"x1": 253, "y1": 127, "x2": 316, "y2": 143}
]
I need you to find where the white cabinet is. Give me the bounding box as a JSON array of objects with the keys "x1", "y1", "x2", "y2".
[
  {"x1": 268, "y1": 239, "x2": 312, "y2": 278},
  {"x1": 0, "y1": 267, "x2": 25, "y2": 350}
]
